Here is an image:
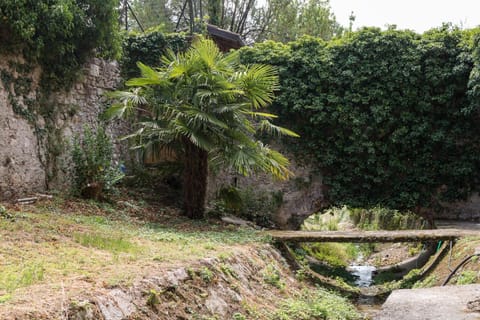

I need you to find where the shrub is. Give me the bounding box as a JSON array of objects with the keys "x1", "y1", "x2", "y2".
[
  {"x1": 0, "y1": 0, "x2": 120, "y2": 90},
  {"x1": 262, "y1": 263, "x2": 285, "y2": 289},
  {"x1": 456, "y1": 270, "x2": 478, "y2": 285},
  {"x1": 271, "y1": 288, "x2": 361, "y2": 320},
  {"x1": 240, "y1": 26, "x2": 480, "y2": 212},
  {"x1": 121, "y1": 30, "x2": 190, "y2": 79},
  {"x1": 71, "y1": 126, "x2": 123, "y2": 199}
]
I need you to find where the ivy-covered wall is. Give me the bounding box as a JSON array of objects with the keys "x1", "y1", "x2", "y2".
[
  {"x1": 239, "y1": 26, "x2": 480, "y2": 214},
  {"x1": 0, "y1": 0, "x2": 120, "y2": 90},
  {"x1": 0, "y1": 0, "x2": 122, "y2": 199}
]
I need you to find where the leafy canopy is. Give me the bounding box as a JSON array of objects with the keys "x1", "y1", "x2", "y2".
[
  {"x1": 0, "y1": 0, "x2": 120, "y2": 89},
  {"x1": 240, "y1": 26, "x2": 480, "y2": 210}
]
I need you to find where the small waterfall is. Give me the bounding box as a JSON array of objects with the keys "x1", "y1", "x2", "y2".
[{"x1": 347, "y1": 265, "x2": 377, "y2": 287}]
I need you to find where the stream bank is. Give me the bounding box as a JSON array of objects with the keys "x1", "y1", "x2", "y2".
[{"x1": 1, "y1": 244, "x2": 362, "y2": 320}]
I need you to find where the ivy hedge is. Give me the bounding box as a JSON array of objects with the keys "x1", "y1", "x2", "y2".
[
  {"x1": 121, "y1": 29, "x2": 191, "y2": 79},
  {"x1": 239, "y1": 26, "x2": 480, "y2": 210},
  {"x1": 0, "y1": 0, "x2": 120, "y2": 90}
]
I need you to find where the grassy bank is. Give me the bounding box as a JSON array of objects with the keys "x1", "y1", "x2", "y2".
[
  {"x1": 0, "y1": 196, "x2": 363, "y2": 319},
  {"x1": 0, "y1": 197, "x2": 266, "y2": 304}
]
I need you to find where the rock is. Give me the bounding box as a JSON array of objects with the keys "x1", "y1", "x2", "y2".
[
  {"x1": 221, "y1": 216, "x2": 256, "y2": 228},
  {"x1": 467, "y1": 298, "x2": 480, "y2": 312},
  {"x1": 205, "y1": 289, "x2": 229, "y2": 317},
  {"x1": 95, "y1": 289, "x2": 136, "y2": 320},
  {"x1": 165, "y1": 268, "x2": 189, "y2": 287}
]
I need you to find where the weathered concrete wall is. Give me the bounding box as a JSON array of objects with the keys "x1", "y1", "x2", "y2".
[
  {"x1": 438, "y1": 192, "x2": 480, "y2": 221},
  {"x1": 0, "y1": 54, "x2": 122, "y2": 199},
  {"x1": 1, "y1": 53, "x2": 478, "y2": 223},
  {"x1": 208, "y1": 153, "x2": 328, "y2": 230},
  {"x1": 209, "y1": 152, "x2": 480, "y2": 227}
]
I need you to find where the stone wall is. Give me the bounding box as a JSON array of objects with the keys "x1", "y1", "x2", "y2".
[
  {"x1": 209, "y1": 148, "x2": 480, "y2": 228},
  {"x1": 1, "y1": 53, "x2": 478, "y2": 222},
  {"x1": 438, "y1": 193, "x2": 480, "y2": 221},
  {"x1": 208, "y1": 151, "x2": 328, "y2": 230},
  {"x1": 0, "y1": 54, "x2": 123, "y2": 200}
]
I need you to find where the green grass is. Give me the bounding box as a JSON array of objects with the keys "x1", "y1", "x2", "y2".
[
  {"x1": 304, "y1": 206, "x2": 424, "y2": 231},
  {"x1": 413, "y1": 274, "x2": 438, "y2": 288},
  {"x1": 73, "y1": 232, "x2": 139, "y2": 254},
  {"x1": 262, "y1": 263, "x2": 285, "y2": 289},
  {"x1": 269, "y1": 288, "x2": 362, "y2": 320},
  {"x1": 0, "y1": 199, "x2": 269, "y2": 304},
  {"x1": 0, "y1": 261, "x2": 46, "y2": 303},
  {"x1": 456, "y1": 270, "x2": 478, "y2": 285},
  {"x1": 304, "y1": 242, "x2": 359, "y2": 267}
]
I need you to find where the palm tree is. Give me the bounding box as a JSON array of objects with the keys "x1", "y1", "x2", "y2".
[{"x1": 106, "y1": 38, "x2": 298, "y2": 219}]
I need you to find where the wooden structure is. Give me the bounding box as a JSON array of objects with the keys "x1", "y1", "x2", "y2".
[
  {"x1": 267, "y1": 229, "x2": 479, "y2": 243},
  {"x1": 206, "y1": 24, "x2": 245, "y2": 52}
]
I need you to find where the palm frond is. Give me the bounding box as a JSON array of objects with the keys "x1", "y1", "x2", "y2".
[
  {"x1": 237, "y1": 64, "x2": 279, "y2": 109},
  {"x1": 184, "y1": 108, "x2": 229, "y2": 129},
  {"x1": 192, "y1": 38, "x2": 222, "y2": 70},
  {"x1": 106, "y1": 89, "x2": 147, "y2": 105},
  {"x1": 103, "y1": 103, "x2": 129, "y2": 119},
  {"x1": 212, "y1": 102, "x2": 250, "y2": 114},
  {"x1": 259, "y1": 120, "x2": 300, "y2": 137},
  {"x1": 104, "y1": 88, "x2": 146, "y2": 119},
  {"x1": 242, "y1": 111, "x2": 278, "y2": 119},
  {"x1": 259, "y1": 143, "x2": 293, "y2": 180},
  {"x1": 119, "y1": 127, "x2": 144, "y2": 141},
  {"x1": 137, "y1": 62, "x2": 161, "y2": 80},
  {"x1": 188, "y1": 132, "x2": 213, "y2": 150}
]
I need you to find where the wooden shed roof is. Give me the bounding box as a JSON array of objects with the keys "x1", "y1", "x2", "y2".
[{"x1": 206, "y1": 24, "x2": 245, "y2": 52}]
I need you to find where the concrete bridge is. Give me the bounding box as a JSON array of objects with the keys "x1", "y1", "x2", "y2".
[{"x1": 267, "y1": 228, "x2": 479, "y2": 243}]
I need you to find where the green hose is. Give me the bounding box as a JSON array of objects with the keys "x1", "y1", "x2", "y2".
[{"x1": 436, "y1": 240, "x2": 443, "y2": 252}]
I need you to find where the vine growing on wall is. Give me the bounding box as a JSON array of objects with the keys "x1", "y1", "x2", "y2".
[
  {"x1": 0, "y1": 0, "x2": 121, "y2": 90},
  {"x1": 239, "y1": 26, "x2": 480, "y2": 211},
  {"x1": 121, "y1": 29, "x2": 190, "y2": 79},
  {"x1": 0, "y1": 0, "x2": 121, "y2": 190}
]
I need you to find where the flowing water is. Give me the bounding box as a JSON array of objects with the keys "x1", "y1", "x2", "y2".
[
  {"x1": 348, "y1": 264, "x2": 377, "y2": 287},
  {"x1": 347, "y1": 251, "x2": 376, "y2": 287},
  {"x1": 347, "y1": 251, "x2": 384, "y2": 317}
]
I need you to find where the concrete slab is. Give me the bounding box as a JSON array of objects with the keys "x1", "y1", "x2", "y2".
[{"x1": 375, "y1": 284, "x2": 480, "y2": 320}]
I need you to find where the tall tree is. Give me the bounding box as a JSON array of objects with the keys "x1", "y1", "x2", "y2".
[
  {"x1": 127, "y1": 0, "x2": 343, "y2": 43},
  {"x1": 106, "y1": 38, "x2": 298, "y2": 219},
  {"x1": 207, "y1": 0, "x2": 221, "y2": 25},
  {"x1": 129, "y1": 0, "x2": 174, "y2": 31}
]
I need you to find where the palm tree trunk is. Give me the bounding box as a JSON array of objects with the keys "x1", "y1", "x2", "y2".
[{"x1": 182, "y1": 139, "x2": 208, "y2": 219}]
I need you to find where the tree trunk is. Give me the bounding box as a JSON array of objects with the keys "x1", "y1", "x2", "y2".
[{"x1": 182, "y1": 139, "x2": 208, "y2": 219}]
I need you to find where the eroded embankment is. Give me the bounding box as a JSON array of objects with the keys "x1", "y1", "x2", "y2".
[{"x1": 1, "y1": 245, "x2": 361, "y2": 320}]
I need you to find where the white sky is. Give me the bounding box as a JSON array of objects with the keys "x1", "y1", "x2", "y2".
[{"x1": 329, "y1": 0, "x2": 480, "y2": 33}]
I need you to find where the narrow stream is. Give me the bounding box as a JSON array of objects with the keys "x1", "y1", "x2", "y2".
[
  {"x1": 347, "y1": 264, "x2": 376, "y2": 287},
  {"x1": 347, "y1": 251, "x2": 383, "y2": 317},
  {"x1": 347, "y1": 251, "x2": 376, "y2": 287}
]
